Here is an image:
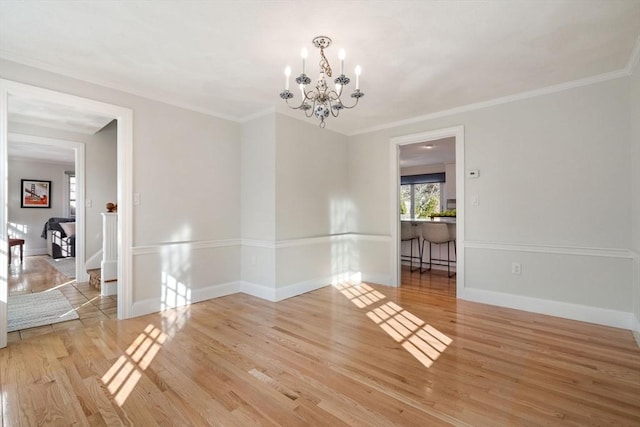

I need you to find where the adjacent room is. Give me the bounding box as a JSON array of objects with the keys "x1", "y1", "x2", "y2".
[{"x1": 0, "y1": 1, "x2": 639, "y2": 425}]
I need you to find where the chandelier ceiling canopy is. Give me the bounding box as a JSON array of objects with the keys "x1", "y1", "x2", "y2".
[{"x1": 280, "y1": 36, "x2": 364, "y2": 128}]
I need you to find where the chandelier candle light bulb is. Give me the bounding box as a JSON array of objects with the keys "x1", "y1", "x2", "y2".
[
  {"x1": 285, "y1": 66, "x2": 291, "y2": 91},
  {"x1": 301, "y1": 48, "x2": 308, "y2": 75},
  {"x1": 279, "y1": 36, "x2": 365, "y2": 128}
]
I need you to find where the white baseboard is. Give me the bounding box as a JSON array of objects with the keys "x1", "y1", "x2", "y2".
[
  {"x1": 459, "y1": 287, "x2": 632, "y2": 330},
  {"x1": 101, "y1": 260, "x2": 117, "y2": 282},
  {"x1": 274, "y1": 276, "x2": 332, "y2": 301},
  {"x1": 131, "y1": 281, "x2": 241, "y2": 317},
  {"x1": 240, "y1": 277, "x2": 333, "y2": 302},
  {"x1": 360, "y1": 273, "x2": 393, "y2": 286},
  {"x1": 632, "y1": 314, "x2": 640, "y2": 348},
  {"x1": 101, "y1": 281, "x2": 117, "y2": 297},
  {"x1": 24, "y1": 247, "x2": 47, "y2": 256},
  {"x1": 240, "y1": 281, "x2": 277, "y2": 301}
]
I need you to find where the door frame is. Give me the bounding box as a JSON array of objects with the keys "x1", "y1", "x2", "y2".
[
  {"x1": 389, "y1": 126, "x2": 465, "y2": 295},
  {"x1": 0, "y1": 79, "x2": 134, "y2": 348}
]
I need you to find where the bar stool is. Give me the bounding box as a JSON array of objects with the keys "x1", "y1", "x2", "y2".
[
  {"x1": 420, "y1": 222, "x2": 456, "y2": 278},
  {"x1": 400, "y1": 222, "x2": 420, "y2": 272}
]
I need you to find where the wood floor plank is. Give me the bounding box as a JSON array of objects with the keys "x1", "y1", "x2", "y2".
[{"x1": 1, "y1": 275, "x2": 639, "y2": 426}]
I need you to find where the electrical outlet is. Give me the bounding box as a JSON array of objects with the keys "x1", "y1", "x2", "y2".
[{"x1": 511, "y1": 262, "x2": 522, "y2": 275}]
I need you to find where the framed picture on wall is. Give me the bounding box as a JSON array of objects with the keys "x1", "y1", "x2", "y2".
[{"x1": 21, "y1": 179, "x2": 51, "y2": 208}]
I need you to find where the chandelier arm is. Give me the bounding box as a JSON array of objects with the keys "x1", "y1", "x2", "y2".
[
  {"x1": 337, "y1": 99, "x2": 360, "y2": 109},
  {"x1": 283, "y1": 97, "x2": 310, "y2": 110},
  {"x1": 336, "y1": 92, "x2": 364, "y2": 109},
  {"x1": 330, "y1": 104, "x2": 341, "y2": 118},
  {"x1": 304, "y1": 99, "x2": 316, "y2": 118}
]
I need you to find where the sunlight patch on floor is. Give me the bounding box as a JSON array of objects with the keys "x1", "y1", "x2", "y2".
[
  {"x1": 335, "y1": 282, "x2": 452, "y2": 368},
  {"x1": 101, "y1": 324, "x2": 167, "y2": 405}
]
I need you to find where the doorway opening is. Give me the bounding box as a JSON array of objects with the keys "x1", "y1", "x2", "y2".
[
  {"x1": 399, "y1": 137, "x2": 457, "y2": 297},
  {"x1": 0, "y1": 79, "x2": 133, "y2": 348},
  {"x1": 389, "y1": 126, "x2": 465, "y2": 298}
]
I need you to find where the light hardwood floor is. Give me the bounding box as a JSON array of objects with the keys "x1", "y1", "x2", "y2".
[
  {"x1": 1, "y1": 270, "x2": 639, "y2": 425},
  {"x1": 401, "y1": 264, "x2": 456, "y2": 297}
]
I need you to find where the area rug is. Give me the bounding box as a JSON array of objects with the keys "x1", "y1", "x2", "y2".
[
  {"x1": 8, "y1": 289, "x2": 79, "y2": 332},
  {"x1": 44, "y1": 257, "x2": 76, "y2": 279}
]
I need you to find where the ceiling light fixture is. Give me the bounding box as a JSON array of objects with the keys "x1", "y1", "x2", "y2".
[
  {"x1": 280, "y1": 36, "x2": 364, "y2": 128},
  {"x1": 424, "y1": 144, "x2": 434, "y2": 149}
]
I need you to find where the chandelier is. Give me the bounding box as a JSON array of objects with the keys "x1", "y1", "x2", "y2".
[{"x1": 279, "y1": 36, "x2": 364, "y2": 128}]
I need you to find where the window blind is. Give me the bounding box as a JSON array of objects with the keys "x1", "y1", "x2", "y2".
[{"x1": 400, "y1": 172, "x2": 445, "y2": 185}]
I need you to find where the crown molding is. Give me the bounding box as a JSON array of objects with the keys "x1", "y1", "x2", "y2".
[
  {"x1": 348, "y1": 68, "x2": 630, "y2": 136},
  {"x1": 238, "y1": 106, "x2": 275, "y2": 123},
  {"x1": 0, "y1": 51, "x2": 240, "y2": 123},
  {"x1": 625, "y1": 35, "x2": 640, "y2": 75}
]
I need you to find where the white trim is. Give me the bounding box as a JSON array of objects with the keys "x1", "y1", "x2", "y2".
[
  {"x1": 131, "y1": 281, "x2": 242, "y2": 317},
  {"x1": 7, "y1": 155, "x2": 74, "y2": 166},
  {"x1": 350, "y1": 70, "x2": 628, "y2": 136},
  {"x1": 459, "y1": 287, "x2": 632, "y2": 330},
  {"x1": 632, "y1": 313, "x2": 640, "y2": 348},
  {"x1": 8, "y1": 133, "x2": 87, "y2": 282},
  {"x1": 0, "y1": 84, "x2": 7, "y2": 349},
  {"x1": 464, "y1": 241, "x2": 634, "y2": 259},
  {"x1": 23, "y1": 247, "x2": 47, "y2": 257},
  {"x1": 101, "y1": 280, "x2": 117, "y2": 297},
  {"x1": 240, "y1": 238, "x2": 276, "y2": 249},
  {"x1": 625, "y1": 35, "x2": 640, "y2": 74},
  {"x1": 274, "y1": 233, "x2": 389, "y2": 249},
  {"x1": 389, "y1": 126, "x2": 465, "y2": 294},
  {"x1": 241, "y1": 277, "x2": 332, "y2": 302},
  {"x1": 360, "y1": 273, "x2": 393, "y2": 286},
  {"x1": 274, "y1": 277, "x2": 332, "y2": 301},
  {"x1": 238, "y1": 106, "x2": 275, "y2": 123},
  {"x1": 130, "y1": 234, "x2": 391, "y2": 255},
  {"x1": 241, "y1": 233, "x2": 391, "y2": 250},
  {"x1": 240, "y1": 281, "x2": 277, "y2": 301},
  {"x1": 0, "y1": 51, "x2": 239, "y2": 123},
  {"x1": 132, "y1": 239, "x2": 241, "y2": 255}
]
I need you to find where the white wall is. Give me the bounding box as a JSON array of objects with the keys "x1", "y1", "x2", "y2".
[
  {"x1": 630, "y1": 58, "x2": 640, "y2": 340},
  {"x1": 7, "y1": 158, "x2": 73, "y2": 255},
  {"x1": 1, "y1": 59, "x2": 242, "y2": 316},
  {"x1": 275, "y1": 114, "x2": 349, "y2": 288},
  {"x1": 240, "y1": 113, "x2": 350, "y2": 298},
  {"x1": 241, "y1": 113, "x2": 276, "y2": 289},
  {"x1": 348, "y1": 76, "x2": 633, "y2": 327},
  {"x1": 85, "y1": 120, "x2": 117, "y2": 258}
]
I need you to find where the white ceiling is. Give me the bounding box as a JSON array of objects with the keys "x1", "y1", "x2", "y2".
[
  {"x1": 400, "y1": 137, "x2": 456, "y2": 168},
  {"x1": 6, "y1": 94, "x2": 112, "y2": 164},
  {"x1": 0, "y1": 1, "x2": 639, "y2": 135},
  {"x1": 8, "y1": 139, "x2": 74, "y2": 165},
  {"x1": 9, "y1": 95, "x2": 114, "y2": 135}
]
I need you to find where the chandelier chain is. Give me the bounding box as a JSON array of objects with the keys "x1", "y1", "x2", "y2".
[{"x1": 319, "y1": 47, "x2": 332, "y2": 77}]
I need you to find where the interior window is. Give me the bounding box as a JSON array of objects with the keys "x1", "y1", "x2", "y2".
[
  {"x1": 64, "y1": 171, "x2": 76, "y2": 218},
  {"x1": 399, "y1": 176, "x2": 443, "y2": 219}
]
